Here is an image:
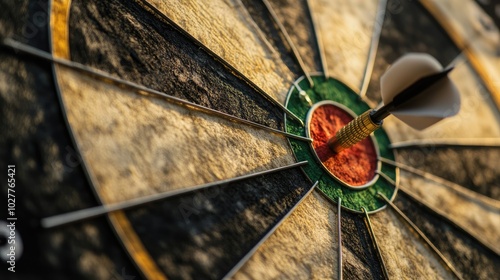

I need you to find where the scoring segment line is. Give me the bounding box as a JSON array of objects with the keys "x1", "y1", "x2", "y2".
[
  {"x1": 41, "y1": 161, "x2": 309, "y2": 229},
  {"x1": 1, "y1": 38, "x2": 312, "y2": 143}
]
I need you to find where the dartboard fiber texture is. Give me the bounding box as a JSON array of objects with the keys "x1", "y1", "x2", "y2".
[{"x1": 1, "y1": 0, "x2": 499, "y2": 279}]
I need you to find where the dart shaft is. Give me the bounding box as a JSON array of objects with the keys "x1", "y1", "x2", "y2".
[
  {"x1": 369, "y1": 105, "x2": 392, "y2": 123},
  {"x1": 329, "y1": 67, "x2": 455, "y2": 153}
]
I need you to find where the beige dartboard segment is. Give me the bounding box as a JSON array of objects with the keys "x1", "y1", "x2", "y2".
[
  {"x1": 144, "y1": 0, "x2": 295, "y2": 104},
  {"x1": 421, "y1": 0, "x2": 500, "y2": 110},
  {"x1": 50, "y1": 1, "x2": 167, "y2": 279}
]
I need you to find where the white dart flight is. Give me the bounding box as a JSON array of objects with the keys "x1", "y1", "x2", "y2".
[{"x1": 329, "y1": 53, "x2": 461, "y2": 152}]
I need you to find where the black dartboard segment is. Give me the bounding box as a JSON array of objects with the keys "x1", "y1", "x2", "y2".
[
  {"x1": 126, "y1": 168, "x2": 312, "y2": 279},
  {"x1": 394, "y1": 191, "x2": 500, "y2": 279},
  {"x1": 69, "y1": 0, "x2": 284, "y2": 130},
  {"x1": 474, "y1": 0, "x2": 500, "y2": 33},
  {"x1": 341, "y1": 211, "x2": 384, "y2": 280},
  {"x1": 366, "y1": 0, "x2": 460, "y2": 104},
  {"x1": 397, "y1": 148, "x2": 500, "y2": 200},
  {"x1": 0, "y1": 1, "x2": 139, "y2": 279}
]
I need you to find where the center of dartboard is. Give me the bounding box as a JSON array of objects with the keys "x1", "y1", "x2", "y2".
[
  {"x1": 306, "y1": 101, "x2": 379, "y2": 189},
  {"x1": 285, "y1": 75, "x2": 398, "y2": 213}
]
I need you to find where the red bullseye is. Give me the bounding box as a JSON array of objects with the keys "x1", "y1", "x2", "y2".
[{"x1": 307, "y1": 102, "x2": 379, "y2": 188}]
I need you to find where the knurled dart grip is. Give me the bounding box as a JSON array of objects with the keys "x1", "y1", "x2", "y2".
[{"x1": 327, "y1": 110, "x2": 381, "y2": 153}]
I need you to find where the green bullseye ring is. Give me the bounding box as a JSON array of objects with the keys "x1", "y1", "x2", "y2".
[{"x1": 285, "y1": 75, "x2": 398, "y2": 213}]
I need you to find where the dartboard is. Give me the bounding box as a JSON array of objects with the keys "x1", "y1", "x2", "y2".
[{"x1": 1, "y1": 0, "x2": 499, "y2": 279}]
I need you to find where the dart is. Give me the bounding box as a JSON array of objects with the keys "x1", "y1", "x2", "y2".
[{"x1": 328, "y1": 53, "x2": 461, "y2": 153}]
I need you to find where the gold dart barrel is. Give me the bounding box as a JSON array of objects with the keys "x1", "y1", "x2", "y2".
[{"x1": 328, "y1": 110, "x2": 381, "y2": 153}]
